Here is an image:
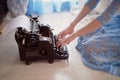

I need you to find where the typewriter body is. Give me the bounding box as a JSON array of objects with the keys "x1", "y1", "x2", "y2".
[{"x1": 15, "y1": 16, "x2": 69, "y2": 65}]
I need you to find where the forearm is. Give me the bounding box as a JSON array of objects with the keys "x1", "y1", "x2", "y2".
[
  {"x1": 71, "y1": 0, "x2": 120, "y2": 39},
  {"x1": 71, "y1": 19, "x2": 102, "y2": 39},
  {"x1": 70, "y1": 5, "x2": 91, "y2": 27},
  {"x1": 71, "y1": 0, "x2": 100, "y2": 28}
]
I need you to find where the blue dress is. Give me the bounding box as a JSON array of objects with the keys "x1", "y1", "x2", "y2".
[{"x1": 76, "y1": 0, "x2": 120, "y2": 76}]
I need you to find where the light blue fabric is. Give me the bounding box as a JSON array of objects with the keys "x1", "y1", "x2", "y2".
[
  {"x1": 97, "y1": 0, "x2": 120, "y2": 24},
  {"x1": 26, "y1": 0, "x2": 43, "y2": 16},
  {"x1": 85, "y1": 0, "x2": 100, "y2": 10},
  {"x1": 85, "y1": 0, "x2": 120, "y2": 25},
  {"x1": 76, "y1": 15, "x2": 120, "y2": 76},
  {"x1": 76, "y1": 0, "x2": 120, "y2": 76},
  {"x1": 26, "y1": 0, "x2": 79, "y2": 16}
]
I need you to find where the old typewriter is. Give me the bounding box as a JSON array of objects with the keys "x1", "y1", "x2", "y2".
[{"x1": 15, "y1": 16, "x2": 69, "y2": 65}]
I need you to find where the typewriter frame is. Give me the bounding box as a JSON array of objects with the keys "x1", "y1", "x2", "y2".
[{"x1": 15, "y1": 16, "x2": 69, "y2": 65}]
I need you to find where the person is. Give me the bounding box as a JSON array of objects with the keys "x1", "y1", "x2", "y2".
[{"x1": 56, "y1": 0, "x2": 120, "y2": 76}]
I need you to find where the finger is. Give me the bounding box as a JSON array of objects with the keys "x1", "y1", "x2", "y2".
[
  {"x1": 56, "y1": 40, "x2": 62, "y2": 48},
  {"x1": 56, "y1": 33, "x2": 65, "y2": 40},
  {"x1": 56, "y1": 35, "x2": 61, "y2": 40},
  {"x1": 61, "y1": 42, "x2": 66, "y2": 48},
  {"x1": 56, "y1": 32, "x2": 63, "y2": 39}
]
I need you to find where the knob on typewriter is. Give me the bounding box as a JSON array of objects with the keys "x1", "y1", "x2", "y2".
[
  {"x1": 16, "y1": 27, "x2": 29, "y2": 37},
  {"x1": 29, "y1": 37, "x2": 37, "y2": 46}
]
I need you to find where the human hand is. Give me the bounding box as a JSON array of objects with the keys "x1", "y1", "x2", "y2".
[
  {"x1": 56, "y1": 25, "x2": 74, "y2": 40},
  {"x1": 56, "y1": 35, "x2": 75, "y2": 48}
]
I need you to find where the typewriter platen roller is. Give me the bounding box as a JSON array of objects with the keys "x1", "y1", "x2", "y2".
[{"x1": 15, "y1": 16, "x2": 69, "y2": 65}]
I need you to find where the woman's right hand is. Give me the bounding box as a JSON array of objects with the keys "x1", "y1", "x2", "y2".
[{"x1": 56, "y1": 24, "x2": 75, "y2": 40}]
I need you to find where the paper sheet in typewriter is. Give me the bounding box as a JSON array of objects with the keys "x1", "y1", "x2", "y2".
[{"x1": 3, "y1": 15, "x2": 31, "y2": 36}]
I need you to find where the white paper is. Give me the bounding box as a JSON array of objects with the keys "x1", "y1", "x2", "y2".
[{"x1": 3, "y1": 15, "x2": 31, "y2": 36}]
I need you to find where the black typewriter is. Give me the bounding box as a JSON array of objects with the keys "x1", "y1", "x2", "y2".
[{"x1": 15, "y1": 16, "x2": 69, "y2": 65}]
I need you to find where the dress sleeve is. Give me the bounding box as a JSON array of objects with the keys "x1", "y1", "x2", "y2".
[
  {"x1": 85, "y1": 0, "x2": 100, "y2": 10},
  {"x1": 97, "y1": 0, "x2": 120, "y2": 24}
]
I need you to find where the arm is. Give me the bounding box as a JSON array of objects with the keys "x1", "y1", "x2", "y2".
[
  {"x1": 57, "y1": 19, "x2": 101, "y2": 47},
  {"x1": 56, "y1": 0, "x2": 100, "y2": 39},
  {"x1": 70, "y1": 0, "x2": 120, "y2": 39},
  {"x1": 71, "y1": 0, "x2": 100, "y2": 27},
  {"x1": 57, "y1": 0, "x2": 120, "y2": 47}
]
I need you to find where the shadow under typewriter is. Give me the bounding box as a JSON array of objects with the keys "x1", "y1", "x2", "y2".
[{"x1": 15, "y1": 16, "x2": 69, "y2": 65}]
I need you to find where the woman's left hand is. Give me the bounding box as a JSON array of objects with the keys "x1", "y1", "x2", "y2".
[{"x1": 56, "y1": 35, "x2": 75, "y2": 48}]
